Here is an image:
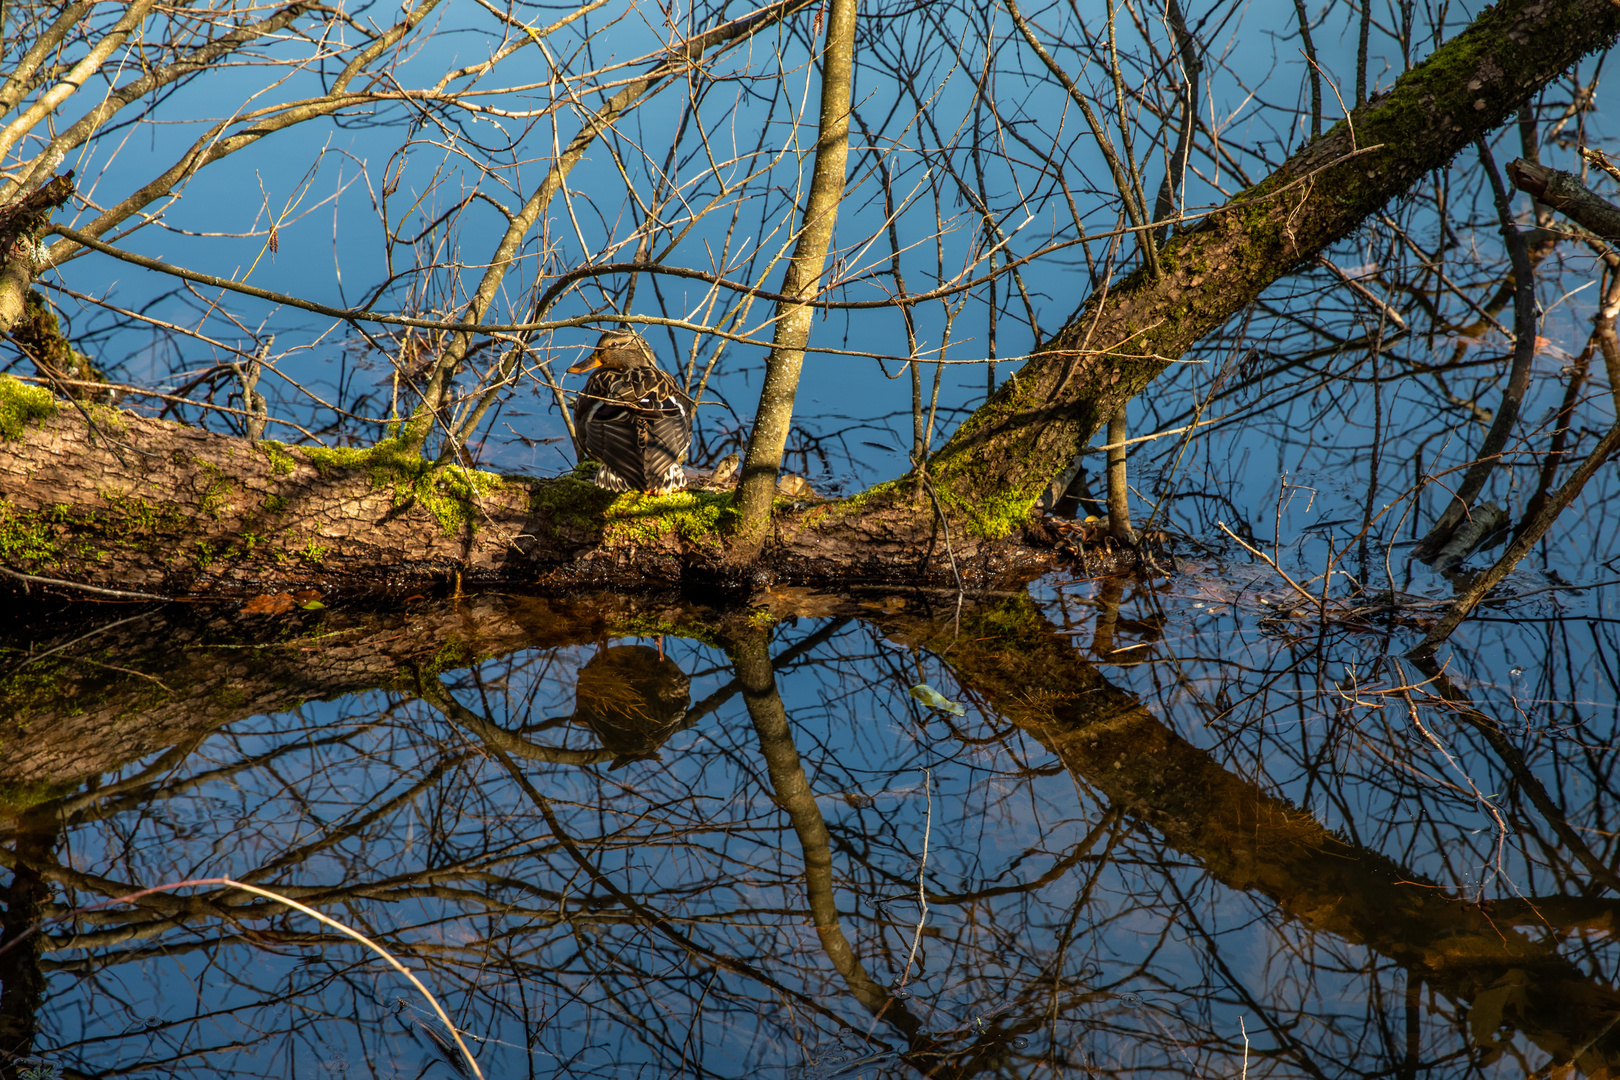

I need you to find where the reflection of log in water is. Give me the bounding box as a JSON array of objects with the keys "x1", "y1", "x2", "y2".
[
  {"x1": 877, "y1": 593, "x2": 1620, "y2": 1073},
  {"x1": 0, "y1": 593, "x2": 716, "y2": 788},
  {"x1": 0, "y1": 813, "x2": 56, "y2": 1074},
  {"x1": 6, "y1": 590, "x2": 1620, "y2": 1072}
]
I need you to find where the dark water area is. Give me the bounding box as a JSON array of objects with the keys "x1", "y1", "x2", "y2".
[{"x1": 2, "y1": 571, "x2": 1617, "y2": 1080}]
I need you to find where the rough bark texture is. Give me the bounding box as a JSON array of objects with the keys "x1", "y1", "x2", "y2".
[
  {"x1": 1509, "y1": 157, "x2": 1620, "y2": 239},
  {"x1": 0, "y1": 393, "x2": 1068, "y2": 595},
  {"x1": 731, "y1": 0, "x2": 857, "y2": 542},
  {"x1": 0, "y1": 172, "x2": 73, "y2": 335}
]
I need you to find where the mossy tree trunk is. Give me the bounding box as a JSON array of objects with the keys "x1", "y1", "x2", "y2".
[
  {"x1": 2, "y1": 0, "x2": 1616, "y2": 595},
  {"x1": 0, "y1": 172, "x2": 73, "y2": 337},
  {"x1": 896, "y1": 0, "x2": 1620, "y2": 541}
]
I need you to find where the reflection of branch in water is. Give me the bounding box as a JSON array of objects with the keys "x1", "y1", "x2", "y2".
[
  {"x1": 0, "y1": 876, "x2": 486, "y2": 1079},
  {"x1": 888, "y1": 594, "x2": 1620, "y2": 1071},
  {"x1": 8, "y1": 588, "x2": 1620, "y2": 1076},
  {"x1": 1406, "y1": 654, "x2": 1620, "y2": 898},
  {"x1": 424, "y1": 676, "x2": 854, "y2": 1034},
  {"x1": 0, "y1": 812, "x2": 57, "y2": 1072},
  {"x1": 899, "y1": 767, "x2": 931, "y2": 990},
  {"x1": 727, "y1": 625, "x2": 922, "y2": 1038}
]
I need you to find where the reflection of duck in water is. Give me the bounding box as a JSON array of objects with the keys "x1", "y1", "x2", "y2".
[{"x1": 574, "y1": 644, "x2": 691, "y2": 769}]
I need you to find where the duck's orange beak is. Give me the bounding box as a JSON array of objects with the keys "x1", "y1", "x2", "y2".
[{"x1": 566, "y1": 352, "x2": 603, "y2": 374}]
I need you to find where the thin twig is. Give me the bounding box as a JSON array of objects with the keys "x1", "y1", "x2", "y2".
[
  {"x1": 899, "y1": 768, "x2": 932, "y2": 987},
  {"x1": 4, "y1": 612, "x2": 150, "y2": 672},
  {"x1": 0, "y1": 565, "x2": 172, "y2": 602},
  {"x1": 1214, "y1": 521, "x2": 1318, "y2": 608},
  {"x1": 0, "y1": 877, "x2": 484, "y2": 1079}
]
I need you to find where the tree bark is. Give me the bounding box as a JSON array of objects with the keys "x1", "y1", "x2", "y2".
[
  {"x1": 910, "y1": 0, "x2": 1620, "y2": 539},
  {"x1": 1509, "y1": 157, "x2": 1620, "y2": 240},
  {"x1": 0, "y1": 397, "x2": 1070, "y2": 595},
  {"x1": 731, "y1": 0, "x2": 859, "y2": 549},
  {"x1": 0, "y1": 173, "x2": 73, "y2": 335}
]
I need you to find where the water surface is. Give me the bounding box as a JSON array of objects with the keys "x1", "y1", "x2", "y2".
[{"x1": 3, "y1": 575, "x2": 1617, "y2": 1079}]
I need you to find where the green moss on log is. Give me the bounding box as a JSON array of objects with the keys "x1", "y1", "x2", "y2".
[
  {"x1": 0, "y1": 498, "x2": 55, "y2": 562},
  {"x1": 0, "y1": 375, "x2": 55, "y2": 439},
  {"x1": 408, "y1": 465, "x2": 510, "y2": 537},
  {"x1": 198, "y1": 464, "x2": 235, "y2": 519},
  {"x1": 257, "y1": 441, "x2": 298, "y2": 476},
  {"x1": 13, "y1": 290, "x2": 106, "y2": 392},
  {"x1": 602, "y1": 490, "x2": 734, "y2": 551},
  {"x1": 529, "y1": 477, "x2": 616, "y2": 536},
  {"x1": 302, "y1": 437, "x2": 421, "y2": 479},
  {"x1": 526, "y1": 480, "x2": 734, "y2": 550},
  {"x1": 296, "y1": 437, "x2": 513, "y2": 537}
]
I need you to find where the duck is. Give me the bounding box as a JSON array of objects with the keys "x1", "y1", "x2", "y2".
[{"x1": 567, "y1": 328, "x2": 693, "y2": 493}]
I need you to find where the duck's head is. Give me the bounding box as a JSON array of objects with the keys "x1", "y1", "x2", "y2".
[{"x1": 567, "y1": 328, "x2": 656, "y2": 374}]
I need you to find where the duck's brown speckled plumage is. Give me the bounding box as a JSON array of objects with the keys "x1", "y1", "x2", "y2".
[{"x1": 568, "y1": 329, "x2": 692, "y2": 493}]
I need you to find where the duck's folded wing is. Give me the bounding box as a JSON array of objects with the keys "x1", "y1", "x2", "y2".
[
  {"x1": 577, "y1": 371, "x2": 693, "y2": 490},
  {"x1": 642, "y1": 408, "x2": 691, "y2": 488},
  {"x1": 579, "y1": 400, "x2": 642, "y2": 491}
]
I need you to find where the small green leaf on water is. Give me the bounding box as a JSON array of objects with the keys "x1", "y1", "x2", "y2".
[
  {"x1": 910, "y1": 683, "x2": 965, "y2": 715},
  {"x1": 299, "y1": 600, "x2": 326, "y2": 610}
]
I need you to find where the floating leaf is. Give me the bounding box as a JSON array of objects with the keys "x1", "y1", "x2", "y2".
[
  {"x1": 910, "y1": 683, "x2": 965, "y2": 715},
  {"x1": 299, "y1": 599, "x2": 326, "y2": 610},
  {"x1": 240, "y1": 593, "x2": 295, "y2": 616}
]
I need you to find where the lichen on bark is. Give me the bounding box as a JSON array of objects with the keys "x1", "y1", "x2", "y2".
[{"x1": 0, "y1": 172, "x2": 75, "y2": 336}]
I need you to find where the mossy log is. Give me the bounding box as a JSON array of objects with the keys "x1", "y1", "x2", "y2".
[
  {"x1": 909, "y1": 0, "x2": 1620, "y2": 528},
  {"x1": 0, "y1": 382, "x2": 1067, "y2": 596}
]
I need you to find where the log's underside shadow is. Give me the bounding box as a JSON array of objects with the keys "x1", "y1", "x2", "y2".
[{"x1": 0, "y1": 587, "x2": 1616, "y2": 1077}]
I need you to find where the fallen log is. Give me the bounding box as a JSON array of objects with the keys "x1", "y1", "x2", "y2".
[{"x1": 0, "y1": 386, "x2": 1070, "y2": 596}]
